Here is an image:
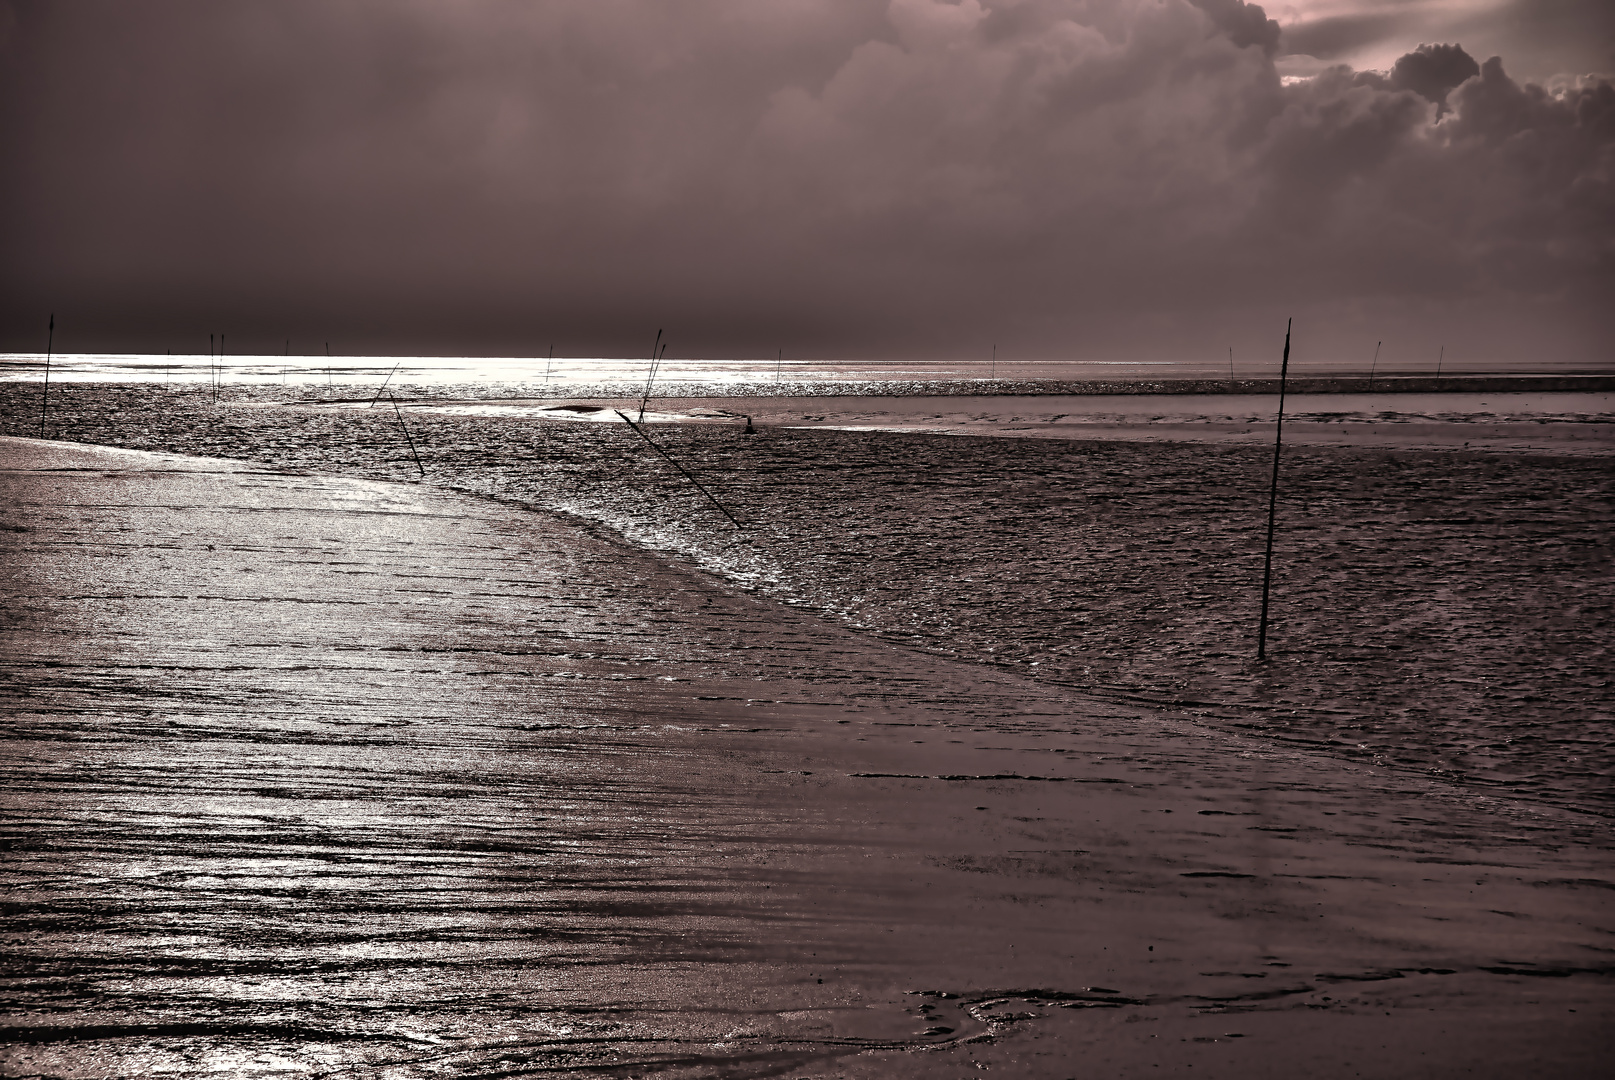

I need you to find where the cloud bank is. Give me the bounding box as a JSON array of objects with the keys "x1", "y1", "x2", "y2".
[{"x1": 1, "y1": 0, "x2": 1610, "y2": 363}]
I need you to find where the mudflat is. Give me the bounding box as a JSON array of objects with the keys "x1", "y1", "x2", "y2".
[{"x1": 2, "y1": 436, "x2": 1611, "y2": 1078}]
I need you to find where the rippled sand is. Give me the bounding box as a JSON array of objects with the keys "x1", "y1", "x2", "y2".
[
  {"x1": 3, "y1": 435, "x2": 1612, "y2": 1077},
  {"x1": 7, "y1": 383, "x2": 1609, "y2": 816}
]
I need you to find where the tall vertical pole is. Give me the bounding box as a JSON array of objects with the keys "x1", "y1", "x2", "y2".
[
  {"x1": 39, "y1": 313, "x2": 54, "y2": 438},
  {"x1": 1256, "y1": 318, "x2": 1291, "y2": 662}
]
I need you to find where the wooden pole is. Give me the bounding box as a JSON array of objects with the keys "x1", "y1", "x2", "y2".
[
  {"x1": 39, "y1": 313, "x2": 54, "y2": 438},
  {"x1": 639, "y1": 339, "x2": 666, "y2": 423},
  {"x1": 1369, "y1": 339, "x2": 1380, "y2": 389},
  {"x1": 1436, "y1": 344, "x2": 1444, "y2": 385},
  {"x1": 390, "y1": 394, "x2": 425, "y2": 477},
  {"x1": 614, "y1": 410, "x2": 744, "y2": 530},
  {"x1": 637, "y1": 330, "x2": 663, "y2": 422},
  {"x1": 370, "y1": 360, "x2": 401, "y2": 406},
  {"x1": 1256, "y1": 318, "x2": 1291, "y2": 663}
]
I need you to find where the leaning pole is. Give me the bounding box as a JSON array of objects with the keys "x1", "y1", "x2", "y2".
[
  {"x1": 39, "y1": 313, "x2": 55, "y2": 439},
  {"x1": 1256, "y1": 318, "x2": 1291, "y2": 662}
]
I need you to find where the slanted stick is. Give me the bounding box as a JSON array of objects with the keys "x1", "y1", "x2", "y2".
[
  {"x1": 371, "y1": 360, "x2": 401, "y2": 406},
  {"x1": 639, "y1": 340, "x2": 666, "y2": 423},
  {"x1": 614, "y1": 410, "x2": 744, "y2": 531},
  {"x1": 1256, "y1": 318, "x2": 1291, "y2": 663},
  {"x1": 390, "y1": 393, "x2": 425, "y2": 477},
  {"x1": 39, "y1": 313, "x2": 54, "y2": 438}
]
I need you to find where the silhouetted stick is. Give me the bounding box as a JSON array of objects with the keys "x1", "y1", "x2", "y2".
[
  {"x1": 1369, "y1": 339, "x2": 1381, "y2": 389},
  {"x1": 776, "y1": 347, "x2": 783, "y2": 382},
  {"x1": 1436, "y1": 344, "x2": 1444, "y2": 385},
  {"x1": 639, "y1": 341, "x2": 666, "y2": 423},
  {"x1": 39, "y1": 313, "x2": 54, "y2": 438},
  {"x1": 636, "y1": 329, "x2": 662, "y2": 421},
  {"x1": 614, "y1": 410, "x2": 744, "y2": 530},
  {"x1": 991, "y1": 343, "x2": 996, "y2": 380},
  {"x1": 1256, "y1": 318, "x2": 1291, "y2": 663},
  {"x1": 370, "y1": 360, "x2": 401, "y2": 406},
  {"x1": 1228, "y1": 345, "x2": 1234, "y2": 381},
  {"x1": 390, "y1": 393, "x2": 425, "y2": 477}
]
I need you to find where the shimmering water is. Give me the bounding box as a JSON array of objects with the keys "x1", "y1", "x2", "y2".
[
  {"x1": 2, "y1": 351, "x2": 1605, "y2": 388},
  {"x1": 3, "y1": 382, "x2": 1611, "y2": 817}
]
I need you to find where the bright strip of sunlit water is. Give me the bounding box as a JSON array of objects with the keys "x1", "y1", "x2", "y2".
[{"x1": 0, "y1": 353, "x2": 1602, "y2": 387}]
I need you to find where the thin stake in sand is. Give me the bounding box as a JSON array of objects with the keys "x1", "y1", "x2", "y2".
[
  {"x1": 371, "y1": 360, "x2": 402, "y2": 406},
  {"x1": 638, "y1": 329, "x2": 663, "y2": 422},
  {"x1": 1256, "y1": 317, "x2": 1292, "y2": 663},
  {"x1": 639, "y1": 338, "x2": 667, "y2": 423},
  {"x1": 390, "y1": 393, "x2": 425, "y2": 478},
  {"x1": 1436, "y1": 344, "x2": 1444, "y2": 385},
  {"x1": 614, "y1": 410, "x2": 744, "y2": 531},
  {"x1": 39, "y1": 313, "x2": 54, "y2": 438},
  {"x1": 1369, "y1": 339, "x2": 1381, "y2": 388}
]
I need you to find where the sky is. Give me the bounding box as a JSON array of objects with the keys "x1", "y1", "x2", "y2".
[{"x1": 1, "y1": 0, "x2": 1611, "y2": 366}]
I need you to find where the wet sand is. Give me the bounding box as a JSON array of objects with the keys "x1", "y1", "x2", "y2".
[
  {"x1": 5, "y1": 383, "x2": 1613, "y2": 815},
  {"x1": 2, "y1": 436, "x2": 1612, "y2": 1077}
]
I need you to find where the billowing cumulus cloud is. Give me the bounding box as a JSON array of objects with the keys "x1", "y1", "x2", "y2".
[{"x1": 1, "y1": 0, "x2": 1610, "y2": 363}]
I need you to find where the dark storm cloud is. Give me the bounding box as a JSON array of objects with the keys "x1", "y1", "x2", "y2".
[
  {"x1": 1, "y1": 0, "x2": 1610, "y2": 362},
  {"x1": 1277, "y1": 1, "x2": 1615, "y2": 82}
]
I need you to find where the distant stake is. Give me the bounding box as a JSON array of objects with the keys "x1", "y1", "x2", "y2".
[
  {"x1": 1229, "y1": 345, "x2": 1234, "y2": 381},
  {"x1": 991, "y1": 343, "x2": 996, "y2": 380},
  {"x1": 639, "y1": 338, "x2": 666, "y2": 423},
  {"x1": 390, "y1": 393, "x2": 425, "y2": 477},
  {"x1": 1436, "y1": 344, "x2": 1444, "y2": 385},
  {"x1": 1369, "y1": 339, "x2": 1381, "y2": 389},
  {"x1": 776, "y1": 348, "x2": 783, "y2": 382},
  {"x1": 615, "y1": 410, "x2": 744, "y2": 531},
  {"x1": 39, "y1": 313, "x2": 54, "y2": 438},
  {"x1": 1256, "y1": 318, "x2": 1291, "y2": 663},
  {"x1": 371, "y1": 360, "x2": 402, "y2": 406},
  {"x1": 638, "y1": 329, "x2": 663, "y2": 422}
]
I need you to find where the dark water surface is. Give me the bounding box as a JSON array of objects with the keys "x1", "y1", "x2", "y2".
[{"x1": 4, "y1": 383, "x2": 1612, "y2": 816}]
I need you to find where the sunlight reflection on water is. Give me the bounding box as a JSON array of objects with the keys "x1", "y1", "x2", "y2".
[{"x1": 0, "y1": 352, "x2": 1600, "y2": 387}]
